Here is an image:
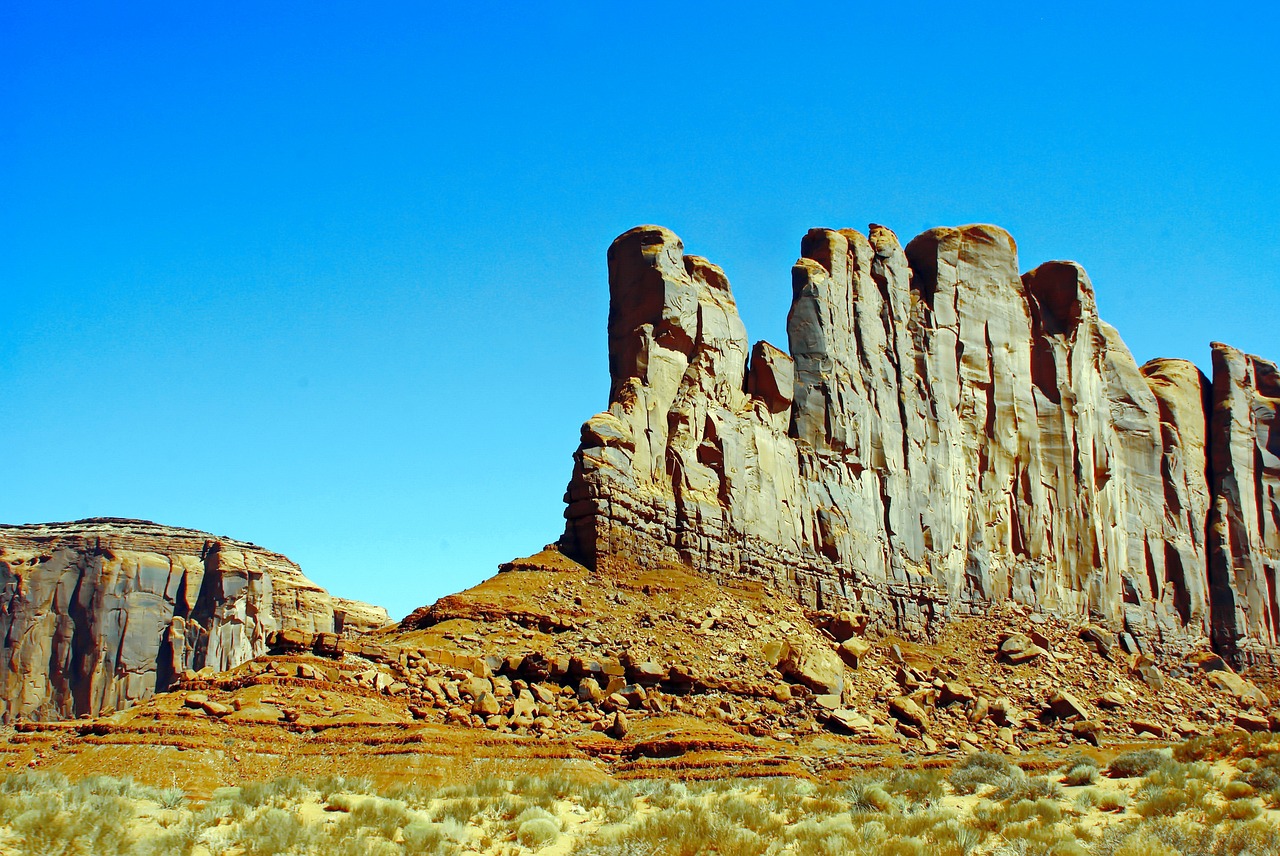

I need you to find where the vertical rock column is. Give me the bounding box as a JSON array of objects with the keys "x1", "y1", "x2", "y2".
[{"x1": 1208, "y1": 344, "x2": 1280, "y2": 662}]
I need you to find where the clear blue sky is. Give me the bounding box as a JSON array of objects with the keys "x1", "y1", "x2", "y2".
[{"x1": 4, "y1": 3, "x2": 1277, "y2": 619}]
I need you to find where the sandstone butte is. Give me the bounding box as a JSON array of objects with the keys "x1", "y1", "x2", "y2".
[
  {"x1": 0, "y1": 518, "x2": 388, "y2": 721},
  {"x1": 562, "y1": 223, "x2": 1279, "y2": 668},
  {"x1": 1, "y1": 221, "x2": 1278, "y2": 789}
]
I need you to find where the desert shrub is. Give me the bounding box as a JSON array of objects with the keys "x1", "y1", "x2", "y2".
[
  {"x1": 1107, "y1": 750, "x2": 1167, "y2": 778},
  {"x1": 1131, "y1": 764, "x2": 1215, "y2": 820},
  {"x1": 1075, "y1": 787, "x2": 1128, "y2": 813},
  {"x1": 949, "y1": 752, "x2": 1018, "y2": 795},
  {"x1": 12, "y1": 804, "x2": 89, "y2": 856},
  {"x1": 518, "y1": 817, "x2": 561, "y2": 848},
  {"x1": 968, "y1": 798, "x2": 1085, "y2": 856},
  {"x1": 235, "y1": 806, "x2": 309, "y2": 856},
  {"x1": 885, "y1": 769, "x2": 946, "y2": 804},
  {"x1": 402, "y1": 819, "x2": 453, "y2": 855},
  {"x1": 136, "y1": 813, "x2": 210, "y2": 856},
  {"x1": 0, "y1": 769, "x2": 69, "y2": 794},
  {"x1": 437, "y1": 774, "x2": 512, "y2": 801},
  {"x1": 805, "y1": 781, "x2": 857, "y2": 816},
  {"x1": 1234, "y1": 748, "x2": 1280, "y2": 795},
  {"x1": 313, "y1": 773, "x2": 374, "y2": 801},
  {"x1": 484, "y1": 791, "x2": 528, "y2": 822},
  {"x1": 385, "y1": 781, "x2": 434, "y2": 809},
  {"x1": 848, "y1": 781, "x2": 898, "y2": 813},
  {"x1": 991, "y1": 774, "x2": 1062, "y2": 803},
  {"x1": 575, "y1": 843, "x2": 663, "y2": 856},
  {"x1": 238, "y1": 776, "x2": 310, "y2": 809},
  {"x1": 1171, "y1": 730, "x2": 1247, "y2": 763},
  {"x1": 156, "y1": 785, "x2": 188, "y2": 810},
  {"x1": 342, "y1": 796, "x2": 414, "y2": 838},
  {"x1": 715, "y1": 792, "x2": 782, "y2": 834},
  {"x1": 1214, "y1": 818, "x2": 1280, "y2": 855},
  {"x1": 1224, "y1": 799, "x2": 1263, "y2": 821},
  {"x1": 435, "y1": 796, "x2": 485, "y2": 825},
  {"x1": 72, "y1": 774, "x2": 133, "y2": 799},
  {"x1": 1222, "y1": 779, "x2": 1255, "y2": 800},
  {"x1": 1133, "y1": 787, "x2": 1195, "y2": 818},
  {"x1": 582, "y1": 801, "x2": 765, "y2": 856},
  {"x1": 757, "y1": 776, "x2": 807, "y2": 803},
  {"x1": 1062, "y1": 764, "x2": 1098, "y2": 787},
  {"x1": 1097, "y1": 791, "x2": 1129, "y2": 813},
  {"x1": 577, "y1": 779, "x2": 640, "y2": 821},
  {"x1": 511, "y1": 771, "x2": 581, "y2": 807},
  {"x1": 312, "y1": 828, "x2": 401, "y2": 856},
  {"x1": 779, "y1": 814, "x2": 861, "y2": 855}
]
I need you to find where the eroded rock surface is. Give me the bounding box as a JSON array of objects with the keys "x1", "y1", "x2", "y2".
[
  {"x1": 563, "y1": 223, "x2": 1278, "y2": 663},
  {"x1": 1207, "y1": 345, "x2": 1280, "y2": 662},
  {"x1": 0, "y1": 518, "x2": 389, "y2": 721}
]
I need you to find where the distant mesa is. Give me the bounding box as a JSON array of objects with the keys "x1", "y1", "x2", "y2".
[
  {"x1": 0, "y1": 518, "x2": 388, "y2": 722},
  {"x1": 561, "y1": 223, "x2": 1280, "y2": 666}
]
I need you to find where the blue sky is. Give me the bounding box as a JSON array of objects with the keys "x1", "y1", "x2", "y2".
[{"x1": 3, "y1": 3, "x2": 1277, "y2": 619}]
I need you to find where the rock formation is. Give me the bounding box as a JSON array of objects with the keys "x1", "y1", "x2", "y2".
[
  {"x1": 562, "y1": 223, "x2": 1279, "y2": 664},
  {"x1": 0, "y1": 518, "x2": 389, "y2": 721},
  {"x1": 1207, "y1": 344, "x2": 1280, "y2": 662}
]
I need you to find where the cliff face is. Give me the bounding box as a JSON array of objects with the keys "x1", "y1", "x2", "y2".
[
  {"x1": 563, "y1": 224, "x2": 1279, "y2": 663},
  {"x1": 1208, "y1": 345, "x2": 1280, "y2": 662},
  {"x1": 0, "y1": 518, "x2": 390, "y2": 721}
]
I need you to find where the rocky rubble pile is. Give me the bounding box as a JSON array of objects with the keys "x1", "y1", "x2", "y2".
[{"x1": 151, "y1": 552, "x2": 1274, "y2": 759}]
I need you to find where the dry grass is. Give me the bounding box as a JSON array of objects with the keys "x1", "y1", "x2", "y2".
[{"x1": 4, "y1": 736, "x2": 1280, "y2": 854}]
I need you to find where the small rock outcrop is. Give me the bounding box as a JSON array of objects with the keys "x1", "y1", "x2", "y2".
[
  {"x1": 562, "y1": 223, "x2": 1279, "y2": 664},
  {"x1": 0, "y1": 518, "x2": 389, "y2": 721}
]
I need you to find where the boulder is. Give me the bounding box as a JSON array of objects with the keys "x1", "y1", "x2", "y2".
[
  {"x1": 777, "y1": 642, "x2": 844, "y2": 696},
  {"x1": 1129, "y1": 719, "x2": 1166, "y2": 738},
  {"x1": 828, "y1": 611, "x2": 869, "y2": 642},
  {"x1": 1207, "y1": 670, "x2": 1270, "y2": 708},
  {"x1": 1047, "y1": 690, "x2": 1089, "y2": 721},
  {"x1": 577, "y1": 678, "x2": 604, "y2": 704},
  {"x1": 889, "y1": 696, "x2": 929, "y2": 731},
  {"x1": 938, "y1": 682, "x2": 975, "y2": 707},
  {"x1": 471, "y1": 692, "x2": 500, "y2": 717},
  {"x1": 1234, "y1": 712, "x2": 1271, "y2": 733},
  {"x1": 837, "y1": 638, "x2": 872, "y2": 669},
  {"x1": 1000, "y1": 634, "x2": 1046, "y2": 664},
  {"x1": 1096, "y1": 692, "x2": 1126, "y2": 709},
  {"x1": 828, "y1": 709, "x2": 875, "y2": 734},
  {"x1": 1071, "y1": 720, "x2": 1103, "y2": 746},
  {"x1": 1079, "y1": 626, "x2": 1116, "y2": 658}
]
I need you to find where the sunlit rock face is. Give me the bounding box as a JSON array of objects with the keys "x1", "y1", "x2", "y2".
[
  {"x1": 0, "y1": 518, "x2": 388, "y2": 721},
  {"x1": 562, "y1": 223, "x2": 1278, "y2": 664},
  {"x1": 1207, "y1": 344, "x2": 1280, "y2": 663}
]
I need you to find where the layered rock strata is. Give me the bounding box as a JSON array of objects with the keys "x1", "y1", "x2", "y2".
[
  {"x1": 562, "y1": 223, "x2": 1278, "y2": 663},
  {"x1": 0, "y1": 518, "x2": 389, "y2": 721}
]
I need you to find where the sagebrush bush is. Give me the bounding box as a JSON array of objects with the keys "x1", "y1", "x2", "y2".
[
  {"x1": 885, "y1": 769, "x2": 945, "y2": 803},
  {"x1": 1107, "y1": 750, "x2": 1167, "y2": 778},
  {"x1": 518, "y1": 816, "x2": 561, "y2": 848},
  {"x1": 342, "y1": 796, "x2": 414, "y2": 838},
  {"x1": 991, "y1": 773, "x2": 1063, "y2": 803},
  {"x1": 949, "y1": 751, "x2": 1019, "y2": 795},
  {"x1": 156, "y1": 785, "x2": 188, "y2": 810},
  {"x1": 1062, "y1": 763, "x2": 1099, "y2": 786},
  {"x1": 1222, "y1": 779, "x2": 1255, "y2": 800},
  {"x1": 235, "y1": 806, "x2": 309, "y2": 856}
]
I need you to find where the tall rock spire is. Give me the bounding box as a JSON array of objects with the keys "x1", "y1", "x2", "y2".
[{"x1": 563, "y1": 222, "x2": 1278, "y2": 664}]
